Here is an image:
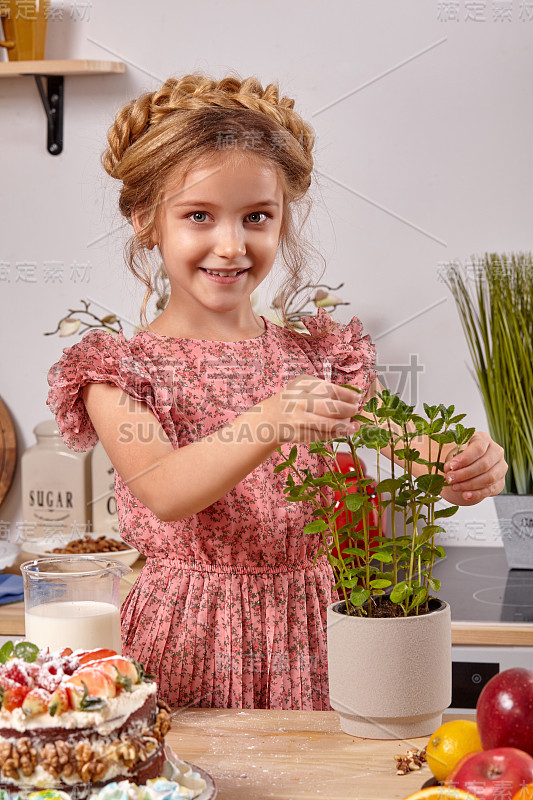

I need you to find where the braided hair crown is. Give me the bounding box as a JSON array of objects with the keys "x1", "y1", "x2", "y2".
[{"x1": 103, "y1": 73, "x2": 315, "y2": 187}]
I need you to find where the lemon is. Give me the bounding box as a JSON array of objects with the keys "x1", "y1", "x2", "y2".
[
  {"x1": 403, "y1": 790, "x2": 481, "y2": 800},
  {"x1": 426, "y1": 719, "x2": 482, "y2": 783}
]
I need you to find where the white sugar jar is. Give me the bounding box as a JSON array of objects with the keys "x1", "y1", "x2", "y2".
[{"x1": 21, "y1": 419, "x2": 92, "y2": 542}]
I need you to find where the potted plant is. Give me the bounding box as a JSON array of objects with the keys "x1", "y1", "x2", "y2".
[
  {"x1": 275, "y1": 388, "x2": 475, "y2": 739},
  {"x1": 443, "y1": 252, "x2": 533, "y2": 568}
]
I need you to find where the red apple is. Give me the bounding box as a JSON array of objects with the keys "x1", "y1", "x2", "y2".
[
  {"x1": 477, "y1": 668, "x2": 533, "y2": 755},
  {"x1": 445, "y1": 747, "x2": 533, "y2": 800}
]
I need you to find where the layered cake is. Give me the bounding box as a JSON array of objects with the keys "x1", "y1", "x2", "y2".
[{"x1": 0, "y1": 643, "x2": 173, "y2": 799}]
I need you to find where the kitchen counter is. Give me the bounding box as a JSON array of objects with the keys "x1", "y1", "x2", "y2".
[{"x1": 167, "y1": 708, "x2": 461, "y2": 800}]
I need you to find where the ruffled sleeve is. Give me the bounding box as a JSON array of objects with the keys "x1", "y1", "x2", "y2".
[
  {"x1": 297, "y1": 307, "x2": 377, "y2": 393},
  {"x1": 46, "y1": 329, "x2": 174, "y2": 452}
]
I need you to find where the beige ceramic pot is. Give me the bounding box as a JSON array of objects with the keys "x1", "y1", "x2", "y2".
[{"x1": 327, "y1": 598, "x2": 451, "y2": 739}]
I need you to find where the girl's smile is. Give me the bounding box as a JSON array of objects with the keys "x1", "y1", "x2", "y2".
[
  {"x1": 147, "y1": 152, "x2": 284, "y2": 339},
  {"x1": 200, "y1": 268, "x2": 250, "y2": 283}
]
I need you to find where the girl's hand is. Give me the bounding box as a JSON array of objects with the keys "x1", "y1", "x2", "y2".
[
  {"x1": 264, "y1": 374, "x2": 362, "y2": 445},
  {"x1": 441, "y1": 431, "x2": 508, "y2": 505}
]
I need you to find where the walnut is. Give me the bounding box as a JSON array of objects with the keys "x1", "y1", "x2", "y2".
[
  {"x1": 74, "y1": 740, "x2": 108, "y2": 783},
  {"x1": 80, "y1": 759, "x2": 106, "y2": 783},
  {"x1": 394, "y1": 747, "x2": 427, "y2": 775},
  {"x1": 157, "y1": 699, "x2": 171, "y2": 713},
  {"x1": 56, "y1": 740, "x2": 75, "y2": 778},
  {"x1": 117, "y1": 743, "x2": 136, "y2": 768},
  {"x1": 0, "y1": 741, "x2": 21, "y2": 779},
  {"x1": 93, "y1": 761, "x2": 106, "y2": 781},
  {"x1": 39, "y1": 741, "x2": 76, "y2": 779},
  {"x1": 133, "y1": 738, "x2": 147, "y2": 763},
  {"x1": 74, "y1": 741, "x2": 93, "y2": 768},
  {"x1": 2, "y1": 758, "x2": 19, "y2": 781},
  {"x1": 41, "y1": 742, "x2": 60, "y2": 778},
  {"x1": 0, "y1": 741, "x2": 13, "y2": 769},
  {"x1": 152, "y1": 708, "x2": 171, "y2": 741},
  {"x1": 144, "y1": 738, "x2": 158, "y2": 755},
  {"x1": 54, "y1": 740, "x2": 70, "y2": 765},
  {"x1": 15, "y1": 738, "x2": 38, "y2": 777}
]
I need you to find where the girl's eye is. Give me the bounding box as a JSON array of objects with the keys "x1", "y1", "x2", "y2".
[
  {"x1": 247, "y1": 212, "x2": 269, "y2": 224},
  {"x1": 186, "y1": 211, "x2": 270, "y2": 224}
]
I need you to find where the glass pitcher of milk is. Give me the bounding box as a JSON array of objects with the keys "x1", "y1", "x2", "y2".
[{"x1": 20, "y1": 556, "x2": 132, "y2": 653}]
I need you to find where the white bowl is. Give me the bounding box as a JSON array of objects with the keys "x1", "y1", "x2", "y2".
[
  {"x1": 20, "y1": 531, "x2": 140, "y2": 568},
  {"x1": 0, "y1": 541, "x2": 20, "y2": 571}
]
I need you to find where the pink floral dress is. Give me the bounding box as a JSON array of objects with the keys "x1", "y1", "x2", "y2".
[{"x1": 47, "y1": 309, "x2": 376, "y2": 711}]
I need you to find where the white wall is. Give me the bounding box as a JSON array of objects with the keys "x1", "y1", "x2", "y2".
[{"x1": 1, "y1": 0, "x2": 531, "y2": 545}]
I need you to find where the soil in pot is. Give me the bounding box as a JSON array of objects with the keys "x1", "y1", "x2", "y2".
[{"x1": 335, "y1": 596, "x2": 444, "y2": 618}]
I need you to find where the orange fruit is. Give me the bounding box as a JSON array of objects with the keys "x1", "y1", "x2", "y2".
[
  {"x1": 402, "y1": 788, "x2": 481, "y2": 800},
  {"x1": 513, "y1": 784, "x2": 533, "y2": 800},
  {"x1": 426, "y1": 720, "x2": 482, "y2": 782}
]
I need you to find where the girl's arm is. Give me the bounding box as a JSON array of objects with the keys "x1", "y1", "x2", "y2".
[
  {"x1": 82, "y1": 375, "x2": 361, "y2": 522},
  {"x1": 362, "y1": 379, "x2": 507, "y2": 505}
]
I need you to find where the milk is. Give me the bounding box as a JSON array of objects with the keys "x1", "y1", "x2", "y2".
[{"x1": 25, "y1": 600, "x2": 122, "y2": 653}]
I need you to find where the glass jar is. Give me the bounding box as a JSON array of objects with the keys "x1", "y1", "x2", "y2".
[
  {"x1": 91, "y1": 441, "x2": 119, "y2": 533},
  {"x1": 21, "y1": 419, "x2": 91, "y2": 543}
]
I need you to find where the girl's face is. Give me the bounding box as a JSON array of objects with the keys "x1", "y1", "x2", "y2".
[{"x1": 152, "y1": 152, "x2": 284, "y2": 327}]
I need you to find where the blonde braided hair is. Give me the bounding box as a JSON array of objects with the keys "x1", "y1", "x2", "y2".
[{"x1": 102, "y1": 72, "x2": 324, "y2": 332}]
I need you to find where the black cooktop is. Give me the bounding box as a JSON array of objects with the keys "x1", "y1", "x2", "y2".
[{"x1": 432, "y1": 546, "x2": 533, "y2": 624}]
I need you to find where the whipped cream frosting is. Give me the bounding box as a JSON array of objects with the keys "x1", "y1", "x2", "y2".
[{"x1": 0, "y1": 683, "x2": 156, "y2": 734}]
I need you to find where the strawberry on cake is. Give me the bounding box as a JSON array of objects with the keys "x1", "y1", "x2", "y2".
[{"x1": 0, "y1": 643, "x2": 171, "y2": 798}]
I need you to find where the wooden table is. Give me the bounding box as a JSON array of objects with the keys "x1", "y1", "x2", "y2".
[{"x1": 167, "y1": 708, "x2": 451, "y2": 800}]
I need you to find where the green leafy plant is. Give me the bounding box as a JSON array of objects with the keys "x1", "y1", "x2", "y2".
[
  {"x1": 275, "y1": 389, "x2": 475, "y2": 617},
  {"x1": 442, "y1": 252, "x2": 533, "y2": 495}
]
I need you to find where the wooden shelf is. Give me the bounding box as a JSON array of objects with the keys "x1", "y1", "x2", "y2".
[
  {"x1": 0, "y1": 59, "x2": 125, "y2": 77},
  {"x1": 0, "y1": 59, "x2": 126, "y2": 154}
]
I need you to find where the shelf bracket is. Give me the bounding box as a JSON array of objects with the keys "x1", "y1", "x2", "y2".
[{"x1": 32, "y1": 75, "x2": 64, "y2": 156}]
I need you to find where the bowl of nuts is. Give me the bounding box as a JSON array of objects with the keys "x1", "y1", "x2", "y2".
[{"x1": 21, "y1": 531, "x2": 140, "y2": 567}]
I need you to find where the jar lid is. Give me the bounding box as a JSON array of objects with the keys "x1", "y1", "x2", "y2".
[{"x1": 33, "y1": 419, "x2": 61, "y2": 438}]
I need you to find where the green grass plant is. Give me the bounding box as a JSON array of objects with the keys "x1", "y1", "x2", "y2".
[{"x1": 443, "y1": 253, "x2": 533, "y2": 495}]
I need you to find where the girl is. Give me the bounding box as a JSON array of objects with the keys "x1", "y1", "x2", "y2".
[{"x1": 47, "y1": 73, "x2": 507, "y2": 711}]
